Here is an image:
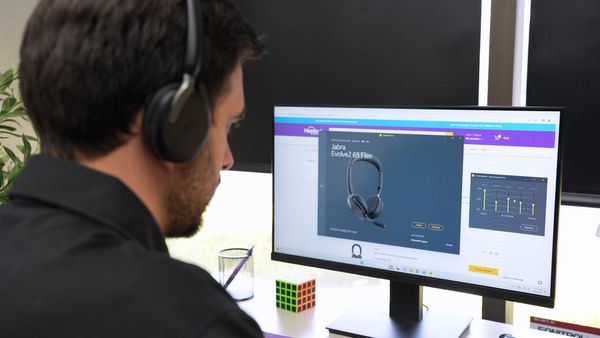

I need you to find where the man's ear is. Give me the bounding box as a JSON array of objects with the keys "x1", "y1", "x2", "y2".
[
  {"x1": 132, "y1": 94, "x2": 153, "y2": 135},
  {"x1": 130, "y1": 109, "x2": 145, "y2": 135}
]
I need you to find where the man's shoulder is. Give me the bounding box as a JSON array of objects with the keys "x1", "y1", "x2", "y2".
[
  {"x1": 134, "y1": 251, "x2": 226, "y2": 300},
  {"x1": 106, "y1": 253, "x2": 264, "y2": 337},
  {"x1": 0, "y1": 226, "x2": 260, "y2": 337}
]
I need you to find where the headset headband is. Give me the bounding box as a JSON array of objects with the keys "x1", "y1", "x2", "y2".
[
  {"x1": 184, "y1": 0, "x2": 202, "y2": 77},
  {"x1": 347, "y1": 155, "x2": 383, "y2": 195},
  {"x1": 169, "y1": 0, "x2": 203, "y2": 125}
]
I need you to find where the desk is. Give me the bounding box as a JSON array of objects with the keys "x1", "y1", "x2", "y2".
[{"x1": 238, "y1": 278, "x2": 555, "y2": 338}]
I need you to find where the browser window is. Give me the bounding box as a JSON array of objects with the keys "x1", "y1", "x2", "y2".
[{"x1": 273, "y1": 106, "x2": 561, "y2": 298}]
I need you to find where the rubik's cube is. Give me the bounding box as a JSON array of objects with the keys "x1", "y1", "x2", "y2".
[{"x1": 275, "y1": 274, "x2": 316, "y2": 313}]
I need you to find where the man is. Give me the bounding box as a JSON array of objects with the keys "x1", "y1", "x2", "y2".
[{"x1": 0, "y1": 0, "x2": 266, "y2": 336}]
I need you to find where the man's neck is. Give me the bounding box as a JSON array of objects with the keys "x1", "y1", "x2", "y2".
[{"x1": 77, "y1": 133, "x2": 171, "y2": 233}]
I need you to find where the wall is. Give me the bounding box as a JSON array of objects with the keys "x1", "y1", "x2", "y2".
[
  {"x1": 0, "y1": 0, "x2": 38, "y2": 70},
  {"x1": 0, "y1": 0, "x2": 39, "y2": 150}
]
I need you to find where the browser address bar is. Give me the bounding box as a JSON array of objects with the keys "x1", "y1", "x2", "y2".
[{"x1": 329, "y1": 128, "x2": 452, "y2": 136}]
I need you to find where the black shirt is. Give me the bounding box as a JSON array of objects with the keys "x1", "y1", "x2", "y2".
[{"x1": 0, "y1": 155, "x2": 263, "y2": 337}]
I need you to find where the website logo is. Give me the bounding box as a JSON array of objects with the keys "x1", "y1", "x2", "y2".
[{"x1": 303, "y1": 126, "x2": 322, "y2": 136}]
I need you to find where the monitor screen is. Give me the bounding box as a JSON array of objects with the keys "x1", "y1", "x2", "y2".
[{"x1": 272, "y1": 106, "x2": 562, "y2": 333}]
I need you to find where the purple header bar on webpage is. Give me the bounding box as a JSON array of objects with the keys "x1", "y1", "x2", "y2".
[{"x1": 274, "y1": 123, "x2": 556, "y2": 148}]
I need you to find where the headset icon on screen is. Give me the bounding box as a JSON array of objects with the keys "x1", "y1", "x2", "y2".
[{"x1": 351, "y1": 244, "x2": 362, "y2": 259}]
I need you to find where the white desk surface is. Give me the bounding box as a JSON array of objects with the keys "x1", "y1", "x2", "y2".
[{"x1": 237, "y1": 278, "x2": 555, "y2": 338}]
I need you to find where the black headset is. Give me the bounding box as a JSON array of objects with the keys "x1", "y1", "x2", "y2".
[
  {"x1": 347, "y1": 155, "x2": 385, "y2": 228},
  {"x1": 351, "y1": 244, "x2": 362, "y2": 259},
  {"x1": 143, "y1": 0, "x2": 211, "y2": 163}
]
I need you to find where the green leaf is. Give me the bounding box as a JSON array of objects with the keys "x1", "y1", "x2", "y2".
[
  {"x1": 0, "y1": 112, "x2": 28, "y2": 119},
  {"x1": 0, "y1": 69, "x2": 13, "y2": 88},
  {"x1": 24, "y1": 135, "x2": 38, "y2": 143},
  {"x1": 0, "y1": 194, "x2": 11, "y2": 205},
  {"x1": 9, "y1": 102, "x2": 23, "y2": 113},
  {"x1": 6, "y1": 164, "x2": 20, "y2": 189},
  {"x1": 0, "y1": 131, "x2": 27, "y2": 138},
  {"x1": 0, "y1": 98, "x2": 16, "y2": 112},
  {"x1": 21, "y1": 134, "x2": 31, "y2": 161},
  {"x1": 16, "y1": 145, "x2": 24, "y2": 154},
  {"x1": 0, "y1": 125, "x2": 17, "y2": 131},
  {"x1": 4, "y1": 146, "x2": 22, "y2": 169},
  {"x1": 0, "y1": 119, "x2": 23, "y2": 127},
  {"x1": 0, "y1": 91, "x2": 10, "y2": 96}
]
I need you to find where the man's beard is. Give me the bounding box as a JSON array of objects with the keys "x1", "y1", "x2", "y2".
[{"x1": 163, "y1": 146, "x2": 219, "y2": 238}]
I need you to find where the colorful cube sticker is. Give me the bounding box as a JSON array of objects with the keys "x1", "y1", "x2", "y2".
[{"x1": 275, "y1": 273, "x2": 316, "y2": 313}]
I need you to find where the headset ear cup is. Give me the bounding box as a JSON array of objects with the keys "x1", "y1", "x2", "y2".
[
  {"x1": 143, "y1": 84, "x2": 211, "y2": 162},
  {"x1": 161, "y1": 89, "x2": 210, "y2": 162},
  {"x1": 347, "y1": 194, "x2": 368, "y2": 220},
  {"x1": 366, "y1": 195, "x2": 383, "y2": 219},
  {"x1": 143, "y1": 83, "x2": 180, "y2": 159}
]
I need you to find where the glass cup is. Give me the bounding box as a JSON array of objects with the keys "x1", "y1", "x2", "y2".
[{"x1": 217, "y1": 247, "x2": 254, "y2": 301}]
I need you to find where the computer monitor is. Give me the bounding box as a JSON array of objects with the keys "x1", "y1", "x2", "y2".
[{"x1": 272, "y1": 105, "x2": 562, "y2": 337}]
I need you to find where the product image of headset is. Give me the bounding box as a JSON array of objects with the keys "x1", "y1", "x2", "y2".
[
  {"x1": 351, "y1": 244, "x2": 362, "y2": 259},
  {"x1": 347, "y1": 155, "x2": 385, "y2": 228},
  {"x1": 143, "y1": 0, "x2": 211, "y2": 163}
]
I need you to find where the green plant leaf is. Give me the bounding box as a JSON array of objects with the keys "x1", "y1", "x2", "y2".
[
  {"x1": 0, "y1": 125, "x2": 17, "y2": 131},
  {"x1": 0, "y1": 63, "x2": 38, "y2": 200},
  {"x1": 24, "y1": 135, "x2": 38, "y2": 143},
  {"x1": 4, "y1": 146, "x2": 22, "y2": 169},
  {"x1": 0, "y1": 69, "x2": 13, "y2": 88},
  {"x1": 21, "y1": 134, "x2": 31, "y2": 161},
  {"x1": 0, "y1": 133, "x2": 38, "y2": 145},
  {"x1": 4, "y1": 98, "x2": 15, "y2": 109},
  {"x1": 0, "y1": 194, "x2": 11, "y2": 205},
  {"x1": 0, "y1": 118, "x2": 23, "y2": 127},
  {"x1": 6, "y1": 164, "x2": 20, "y2": 189},
  {"x1": 0, "y1": 112, "x2": 28, "y2": 119},
  {"x1": 0, "y1": 131, "x2": 28, "y2": 138},
  {"x1": 9, "y1": 102, "x2": 23, "y2": 113}
]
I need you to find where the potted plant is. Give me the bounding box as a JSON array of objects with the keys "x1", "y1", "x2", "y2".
[{"x1": 0, "y1": 63, "x2": 39, "y2": 204}]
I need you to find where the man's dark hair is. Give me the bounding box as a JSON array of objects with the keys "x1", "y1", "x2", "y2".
[{"x1": 19, "y1": 0, "x2": 265, "y2": 160}]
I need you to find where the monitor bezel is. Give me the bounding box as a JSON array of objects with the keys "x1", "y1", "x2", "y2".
[{"x1": 272, "y1": 104, "x2": 563, "y2": 308}]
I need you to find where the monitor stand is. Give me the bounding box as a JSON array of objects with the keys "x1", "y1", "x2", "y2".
[{"x1": 326, "y1": 281, "x2": 473, "y2": 338}]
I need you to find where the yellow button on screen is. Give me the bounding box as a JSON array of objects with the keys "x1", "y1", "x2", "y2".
[
  {"x1": 469, "y1": 265, "x2": 499, "y2": 276},
  {"x1": 428, "y1": 224, "x2": 444, "y2": 231},
  {"x1": 411, "y1": 222, "x2": 427, "y2": 229},
  {"x1": 445, "y1": 132, "x2": 454, "y2": 136}
]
